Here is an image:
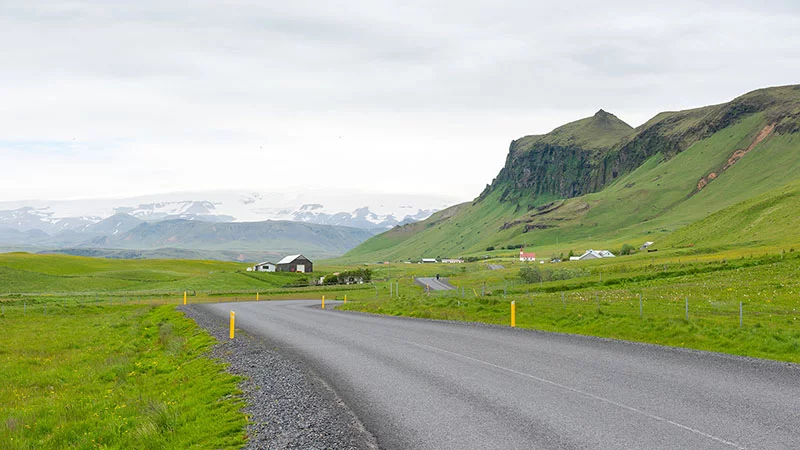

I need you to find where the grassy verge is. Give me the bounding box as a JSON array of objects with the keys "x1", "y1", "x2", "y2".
[{"x1": 0, "y1": 305, "x2": 246, "y2": 449}]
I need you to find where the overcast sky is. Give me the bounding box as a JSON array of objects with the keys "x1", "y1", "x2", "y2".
[{"x1": 2, "y1": 0, "x2": 799, "y2": 203}]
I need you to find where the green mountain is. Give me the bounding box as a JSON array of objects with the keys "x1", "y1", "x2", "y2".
[
  {"x1": 343, "y1": 85, "x2": 800, "y2": 261},
  {"x1": 84, "y1": 219, "x2": 376, "y2": 260}
]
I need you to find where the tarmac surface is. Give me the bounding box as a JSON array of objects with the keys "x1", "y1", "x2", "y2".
[
  {"x1": 414, "y1": 276, "x2": 456, "y2": 291},
  {"x1": 195, "y1": 300, "x2": 800, "y2": 450}
]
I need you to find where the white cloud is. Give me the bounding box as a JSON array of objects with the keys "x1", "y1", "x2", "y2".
[{"x1": 1, "y1": 0, "x2": 799, "y2": 202}]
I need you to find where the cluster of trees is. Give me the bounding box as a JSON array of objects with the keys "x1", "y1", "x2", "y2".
[
  {"x1": 323, "y1": 268, "x2": 373, "y2": 285},
  {"x1": 486, "y1": 243, "x2": 525, "y2": 252}
]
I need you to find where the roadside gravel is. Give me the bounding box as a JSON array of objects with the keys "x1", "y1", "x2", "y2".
[{"x1": 179, "y1": 305, "x2": 379, "y2": 450}]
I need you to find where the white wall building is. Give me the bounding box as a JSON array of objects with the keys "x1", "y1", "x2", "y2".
[{"x1": 253, "y1": 261, "x2": 276, "y2": 272}]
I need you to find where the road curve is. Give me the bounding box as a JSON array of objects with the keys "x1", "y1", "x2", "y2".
[
  {"x1": 197, "y1": 300, "x2": 800, "y2": 450},
  {"x1": 415, "y1": 277, "x2": 455, "y2": 291}
]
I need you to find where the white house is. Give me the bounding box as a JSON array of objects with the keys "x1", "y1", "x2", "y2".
[
  {"x1": 441, "y1": 258, "x2": 464, "y2": 263},
  {"x1": 519, "y1": 248, "x2": 536, "y2": 262},
  {"x1": 253, "y1": 261, "x2": 276, "y2": 272},
  {"x1": 577, "y1": 249, "x2": 615, "y2": 260}
]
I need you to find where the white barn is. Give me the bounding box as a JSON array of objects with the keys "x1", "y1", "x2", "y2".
[{"x1": 253, "y1": 261, "x2": 276, "y2": 272}]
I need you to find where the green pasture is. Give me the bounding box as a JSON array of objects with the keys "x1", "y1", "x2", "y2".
[
  {"x1": 0, "y1": 305, "x2": 246, "y2": 449},
  {"x1": 342, "y1": 250, "x2": 800, "y2": 363}
]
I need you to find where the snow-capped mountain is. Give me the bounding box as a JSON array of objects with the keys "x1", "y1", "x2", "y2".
[
  {"x1": 0, "y1": 207, "x2": 100, "y2": 234},
  {"x1": 288, "y1": 205, "x2": 434, "y2": 230},
  {"x1": 0, "y1": 189, "x2": 459, "y2": 233}
]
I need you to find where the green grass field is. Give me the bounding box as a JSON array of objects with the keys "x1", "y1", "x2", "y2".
[
  {"x1": 340, "y1": 249, "x2": 800, "y2": 362},
  {"x1": 0, "y1": 253, "x2": 307, "y2": 296},
  {"x1": 0, "y1": 305, "x2": 246, "y2": 449}
]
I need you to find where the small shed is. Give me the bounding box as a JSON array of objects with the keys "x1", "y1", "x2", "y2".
[
  {"x1": 253, "y1": 261, "x2": 276, "y2": 272},
  {"x1": 276, "y1": 254, "x2": 313, "y2": 273}
]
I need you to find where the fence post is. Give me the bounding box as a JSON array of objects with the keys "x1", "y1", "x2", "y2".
[
  {"x1": 396, "y1": 282, "x2": 399, "y2": 297},
  {"x1": 739, "y1": 302, "x2": 743, "y2": 328},
  {"x1": 390, "y1": 282, "x2": 393, "y2": 297},
  {"x1": 24, "y1": 302, "x2": 26, "y2": 315},
  {"x1": 596, "y1": 294, "x2": 600, "y2": 313},
  {"x1": 685, "y1": 297, "x2": 689, "y2": 321},
  {"x1": 639, "y1": 294, "x2": 642, "y2": 318},
  {"x1": 562, "y1": 292, "x2": 565, "y2": 310}
]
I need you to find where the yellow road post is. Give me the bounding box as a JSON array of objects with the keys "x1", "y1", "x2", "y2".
[
  {"x1": 344, "y1": 295, "x2": 347, "y2": 304},
  {"x1": 256, "y1": 292, "x2": 259, "y2": 301},
  {"x1": 511, "y1": 301, "x2": 516, "y2": 328},
  {"x1": 322, "y1": 295, "x2": 325, "y2": 309},
  {"x1": 229, "y1": 311, "x2": 235, "y2": 339},
  {"x1": 183, "y1": 291, "x2": 187, "y2": 305}
]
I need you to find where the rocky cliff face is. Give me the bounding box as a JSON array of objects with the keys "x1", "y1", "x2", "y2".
[
  {"x1": 486, "y1": 85, "x2": 800, "y2": 206},
  {"x1": 486, "y1": 109, "x2": 633, "y2": 203}
]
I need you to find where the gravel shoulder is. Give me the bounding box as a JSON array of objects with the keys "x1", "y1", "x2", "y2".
[{"x1": 178, "y1": 304, "x2": 379, "y2": 450}]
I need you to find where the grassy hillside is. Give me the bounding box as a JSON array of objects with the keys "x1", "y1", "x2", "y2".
[
  {"x1": 342, "y1": 85, "x2": 800, "y2": 262},
  {"x1": 663, "y1": 178, "x2": 800, "y2": 248}
]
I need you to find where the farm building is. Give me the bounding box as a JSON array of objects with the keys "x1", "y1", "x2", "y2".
[
  {"x1": 276, "y1": 254, "x2": 313, "y2": 273},
  {"x1": 253, "y1": 261, "x2": 276, "y2": 272},
  {"x1": 577, "y1": 249, "x2": 615, "y2": 260},
  {"x1": 421, "y1": 258, "x2": 438, "y2": 263},
  {"x1": 441, "y1": 258, "x2": 464, "y2": 263},
  {"x1": 519, "y1": 249, "x2": 536, "y2": 262}
]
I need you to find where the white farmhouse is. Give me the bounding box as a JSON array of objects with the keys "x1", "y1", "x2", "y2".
[
  {"x1": 253, "y1": 261, "x2": 276, "y2": 272},
  {"x1": 441, "y1": 258, "x2": 464, "y2": 263},
  {"x1": 577, "y1": 249, "x2": 615, "y2": 260}
]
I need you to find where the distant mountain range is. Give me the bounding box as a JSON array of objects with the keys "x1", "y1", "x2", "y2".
[{"x1": 0, "y1": 190, "x2": 458, "y2": 260}]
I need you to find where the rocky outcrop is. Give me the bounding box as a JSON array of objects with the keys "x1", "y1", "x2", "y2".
[{"x1": 486, "y1": 85, "x2": 800, "y2": 206}]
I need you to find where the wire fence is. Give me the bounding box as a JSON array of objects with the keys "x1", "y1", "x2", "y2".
[{"x1": 413, "y1": 283, "x2": 800, "y2": 327}]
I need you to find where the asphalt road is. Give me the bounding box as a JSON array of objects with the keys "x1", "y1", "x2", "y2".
[
  {"x1": 415, "y1": 277, "x2": 456, "y2": 291},
  {"x1": 198, "y1": 300, "x2": 800, "y2": 450}
]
